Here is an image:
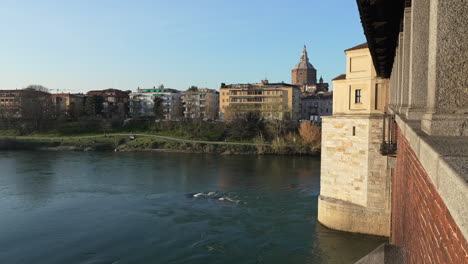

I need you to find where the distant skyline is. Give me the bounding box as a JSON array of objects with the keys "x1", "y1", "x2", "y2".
[{"x1": 0, "y1": 0, "x2": 366, "y2": 93}]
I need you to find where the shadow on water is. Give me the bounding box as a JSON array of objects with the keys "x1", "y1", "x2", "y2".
[{"x1": 313, "y1": 223, "x2": 388, "y2": 264}]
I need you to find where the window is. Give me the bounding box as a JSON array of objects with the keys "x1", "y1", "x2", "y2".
[{"x1": 355, "y1": 89, "x2": 361, "y2": 104}]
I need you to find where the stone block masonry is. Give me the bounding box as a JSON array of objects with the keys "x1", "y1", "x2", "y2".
[
  {"x1": 392, "y1": 126, "x2": 468, "y2": 264},
  {"x1": 318, "y1": 115, "x2": 391, "y2": 237}
]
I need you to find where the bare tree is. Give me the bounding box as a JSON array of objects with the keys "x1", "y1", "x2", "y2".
[
  {"x1": 19, "y1": 86, "x2": 54, "y2": 131},
  {"x1": 299, "y1": 121, "x2": 321, "y2": 144},
  {"x1": 25, "y1": 85, "x2": 49, "y2": 93},
  {"x1": 0, "y1": 105, "x2": 14, "y2": 129}
]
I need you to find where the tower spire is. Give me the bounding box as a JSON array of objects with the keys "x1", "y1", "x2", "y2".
[{"x1": 301, "y1": 45, "x2": 309, "y2": 62}]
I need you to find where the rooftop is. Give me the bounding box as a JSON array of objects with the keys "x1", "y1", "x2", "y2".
[
  {"x1": 332, "y1": 74, "x2": 347, "y2": 81},
  {"x1": 345, "y1": 42, "x2": 368, "y2": 52},
  {"x1": 302, "y1": 91, "x2": 333, "y2": 100},
  {"x1": 137, "y1": 88, "x2": 180, "y2": 94},
  {"x1": 87, "y1": 88, "x2": 129, "y2": 95},
  {"x1": 221, "y1": 81, "x2": 299, "y2": 89}
]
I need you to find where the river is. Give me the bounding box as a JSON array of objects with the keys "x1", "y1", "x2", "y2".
[{"x1": 0, "y1": 151, "x2": 386, "y2": 264}]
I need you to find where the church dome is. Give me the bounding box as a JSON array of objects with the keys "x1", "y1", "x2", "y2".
[
  {"x1": 293, "y1": 45, "x2": 316, "y2": 70},
  {"x1": 294, "y1": 60, "x2": 315, "y2": 70}
]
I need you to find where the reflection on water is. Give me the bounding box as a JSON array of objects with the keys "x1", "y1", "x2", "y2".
[{"x1": 0, "y1": 151, "x2": 386, "y2": 264}]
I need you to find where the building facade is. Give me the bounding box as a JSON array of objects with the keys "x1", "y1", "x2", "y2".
[
  {"x1": 86, "y1": 88, "x2": 130, "y2": 118},
  {"x1": 130, "y1": 86, "x2": 181, "y2": 120},
  {"x1": 51, "y1": 93, "x2": 85, "y2": 117},
  {"x1": 219, "y1": 80, "x2": 301, "y2": 120},
  {"x1": 300, "y1": 91, "x2": 333, "y2": 122},
  {"x1": 0, "y1": 90, "x2": 22, "y2": 118},
  {"x1": 181, "y1": 88, "x2": 219, "y2": 120},
  {"x1": 0, "y1": 89, "x2": 53, "y2": 119},
  {"x1": 129, "y1": 90, "x2": 157, "y2": 118},
  {"x1": 318, "y1": 43, "x2": 391, "y2": 237}
]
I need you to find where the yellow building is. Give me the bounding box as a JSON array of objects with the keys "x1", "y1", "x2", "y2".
[
  {"x1": 219, "y1": 80, "x2": 301, "y2": 120},
  {"x1": 318, "y1": 43, "x2": 392, "y2": 237},
  {"x1": 332, "y1": 43, "x2": 389, "y2": 115}
]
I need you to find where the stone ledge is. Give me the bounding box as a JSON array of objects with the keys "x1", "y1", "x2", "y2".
[
  {"x1": 323, "y1": 114, "x2": 385, "y2": 120},
  {"x1": 393, "y1": 112, "x2": 468, "y2": 241}
]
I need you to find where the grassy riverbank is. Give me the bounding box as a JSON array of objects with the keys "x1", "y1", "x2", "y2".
[
  {"x1": 0, "y1": 134, "x2": 319, "y2": 155},
  {"x1": 0, "y1": 118, "x2": 321, "y2": 155}
]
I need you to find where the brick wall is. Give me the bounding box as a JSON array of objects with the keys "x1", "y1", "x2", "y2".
[{"x1": 392, "y1": 126, "x2": 468, "y2": 263}]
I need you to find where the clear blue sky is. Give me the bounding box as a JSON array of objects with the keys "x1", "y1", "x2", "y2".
[{"x1": 0, "y1": 0, "x2": 366, "y2": 93}]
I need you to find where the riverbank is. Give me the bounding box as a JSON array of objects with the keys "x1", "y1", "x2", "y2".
[{"x1": 0, "y1": 134, "x2": 320, "y2": 156}]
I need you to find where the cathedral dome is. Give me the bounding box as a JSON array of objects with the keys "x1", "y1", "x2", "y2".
[
  {"x1": 293, "y1": 45, "x2": 316, "y2": 70},
  {"x1": 294, "y1": 60, "x2": 315, "y2": 70}
]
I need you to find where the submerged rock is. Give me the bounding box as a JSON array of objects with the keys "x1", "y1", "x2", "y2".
[{"x1": 185, "y1": 191, "x2": 240, "y2": 204}]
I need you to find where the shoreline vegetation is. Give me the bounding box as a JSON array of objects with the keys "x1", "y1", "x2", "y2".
[
  {"x1": 0, "y1": 134, "x2": 319, "y2": 155},
  {"x1": 0, "y1": 113, "x2": 322, "y2": 155},
  {"x1": 0, "y1": 122, "x2": 320, "y2": 156}
]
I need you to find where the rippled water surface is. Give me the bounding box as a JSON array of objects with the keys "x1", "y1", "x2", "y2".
[{"x1": 0, "y1": 151, "x2": 386, "y2": 264}]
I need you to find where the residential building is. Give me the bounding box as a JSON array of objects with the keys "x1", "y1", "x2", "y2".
[
  {"x1": 318, "y1": 43, "x2": 391, "y2": 237},
  {"x1": 86, "y1": 88, "x2": 130, "y2": 118},
  {"x1": 51, "y1": 93, "x2": 85, "y2": 117},
  {"x1": 130, "y1": 85, "x2": 181, "y2": 120},
  {"x1": 0, "y1": 89, "x2": 53, "y2": 118},
  {"x1": 0, "y1": 90, "x2": 22, "y2": 118},
  {"x1": 300, "y1": 91, "x2": 333, "y2": 122},
  {"x1": 129, "y1": 90, "x2": 156, "y2": 118},
  {"x1": 181, "y1": 88, "x2": 219, "y2": 120},
  {"x1": 219, "y1": 80, "x2": 301, "y2": 121}
]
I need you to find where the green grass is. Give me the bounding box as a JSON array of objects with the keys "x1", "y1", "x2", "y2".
[{"x1": 0, "y1": 129, "x2": 21, "y2": 136}]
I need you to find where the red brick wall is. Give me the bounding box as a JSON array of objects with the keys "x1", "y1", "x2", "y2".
[{"x1": 392, "y1": 126, "x2": 468, "y2": 263}]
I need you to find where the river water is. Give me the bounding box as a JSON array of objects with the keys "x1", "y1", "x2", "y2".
[{"x1": 0, "y1": 151, "x2": 386, "y2": 264}]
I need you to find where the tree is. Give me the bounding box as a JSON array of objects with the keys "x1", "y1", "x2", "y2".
[
  {"x1": 25, "y1": 84, "x2": 49, "y2": 93},
  {"x1": 299, "y1": 121, "x2": 321, "y2": 144},
  {"x1": 67, "y1": 101, "x2": 85, "y2": 119},
  {"x1": 187, "y1": 86, "x2": 198, "y2": 92},
  {"x1": 153, "y1": 97, "x2": 164, "y2": 120},
  {"x1": 85, "y1": 95, "x2": 104, "y2": 116},
  {"x1": 0, "y1": 103, "x2": 15, "y2": 129},
  {"x1": 229, "y1": 111, "x2": 265, "y2": 140},
  {"x1": 19, "y1": 86, "x2": 54, "y2": 131}
]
